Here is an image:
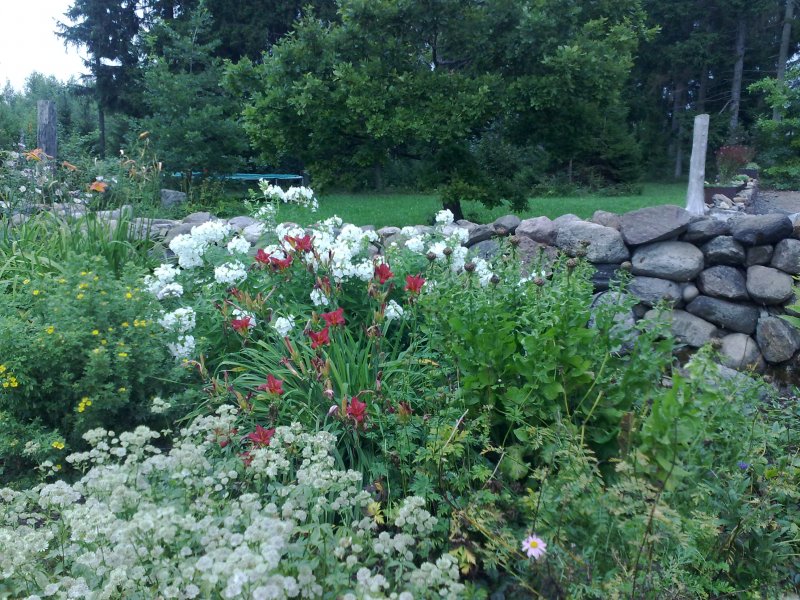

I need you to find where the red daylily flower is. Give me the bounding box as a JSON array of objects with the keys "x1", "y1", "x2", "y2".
[
  {"x1": 346, "y1": 397, "x2": 368, "y2": 425},
  {"x1": 308, "y1": 326, "x2": 330, "y2": 349},
  {"x1": 374, "y1": 263, "x2": 394, "y2": 284},
  {"x1": 270, "y1": 254, "x2": 294, "y2": 270},
  {"x1": 285, "y1": 234, "x2": 314, "y2": 252},
  {"x1": 321, "y1": 307, "x2": 345, "y2": 327},
  {"x1": 246, "y1": 425, "x2": 276, "y2": 447},
  {"x1": 257, "y1": 374, "x2": 284, "y2": 396},
  {"x1": 231, "y1": 316, "x2": 252, "y2": 334},
  {"x1": 404, "y1": 274, "x2": 426, "y2": 294},
  {"x1": 240, "y1": 451, "x2": 253, "y2": 467},
  {"x1": 254, "y1": 248, "x2": 271, "y2": 265}
]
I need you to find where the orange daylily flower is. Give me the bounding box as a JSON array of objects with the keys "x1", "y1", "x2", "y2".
[
  {"x1": 23, "y1": 148, "x2": 46, "y2": 161},
  {"x1": 61, "y1": 161, "x2": 78, "y2": 172},
  {"x1": 89, "y1": 180, "x2": 108, "y2": 193}
]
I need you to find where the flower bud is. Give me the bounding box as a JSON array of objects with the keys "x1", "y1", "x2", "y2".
[
  {"x1": 509, "y1": 236, "x2": 520, "y2": 247},
  {"x1": 443, "y1": 246, "x2": 453, "y2": 256},
  {"x1": 490, "y1": 274, "x2": 501, "y2": 285},
  {"x1": 426, "y1": 252, "x2": 437, "y2": 262},
  {"x1": 621, "y1": 261, "x2": 632, "y2": 271},
  {"x1": 566, "y1": 258, "x2": 578, "y2": 269},
  {"x1": 534, "y1": 277, "x2": 545, "y2": 287},
  {"x1": 464, "y1": 262, "x2": 477, "y2": 273},
  {"x1": 575, "y1": 248, "x2": 587, "y2": 258}
]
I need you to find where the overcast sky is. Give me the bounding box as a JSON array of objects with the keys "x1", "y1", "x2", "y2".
[{"x1": 0, "y1": 0, "x2": 87, "y2": 91}]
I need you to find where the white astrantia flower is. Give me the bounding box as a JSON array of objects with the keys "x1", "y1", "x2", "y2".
[
  {"x1": 214, "y1": 261, "x2": 248, "y2": 285},
  {"x1": 435, "y1": 209, "x2": 454, "y2": 226},
  {"x1": 226, "y1": 236, "x2": 251, "y2": 255},
  {"x1": 384, "y1": 300, "x2": 404, "y2": 322},
  {"x1": 150, "y1": 396, "x2": 171, "y2": 415},
  {"x1": 272, "y1": 316, "x2": 295, "y2": 337},
  {"x1": 428, "y1": 241, "x2": 448, "y2": 260},
  {"x1": 310, "y1": 288, "x2": 329, "y2": 307}
]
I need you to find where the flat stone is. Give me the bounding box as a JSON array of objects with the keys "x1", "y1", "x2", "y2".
[
  {"x1": 730, "y1": 213, "x2": 793, "y2": 246},
  {"x1": 455, "y1": 219, "x2": 478, "y2": 232},
  {"x1": 493, "y1": 214, "x2": 521, "y2": 235},
  {"x1": 746, "y1": 265, "x2": 794, "y2": 305},
  {"x1": 591, "y1": 210, "x2": 621, "y2": 230},
  {"x1": 96, "y1": 205, "x2": 133, "y2": 220},
  {"x1": 628, "y1": 276, "x2": 683, "y2": 307},
  {"x1": 756, "y1": 316, "x2": 800, "y2": 363},
  {"x1": 701, "y1": 236, "x2": 746, "y2": 266},
  {"x1": 555, "y1": 221, "x2": 629, "y2": 263},
  {"x1": 719, "y1": 333, "x2": 765, "y2": 372},
  {"x1": 620, "y1": 204, "x2": 693, "y2": 246},
  {"x1": 516, "y1": 216, "x2": 556, "y2": 245},
  {"x1": 183, "y1": 211, "x2": 215, "y2": 224},
  {"x1": 163, "y1": 222, "x2": 196, "y2": 245},
  {"x1": 591, "y1": 263, "x2": 623, "y2": 291},
  {"x1": 745, "y1": 245, "x2": 773, "y2": 267},
  {"x1": 468, "y1": 239, "x2": 501, "y2": 260},
  {"x1": 681, "y1": 218, "x2": 730, "y2": 243},
  {"x1": 377, "y1": 226, "x2": 401, "y2": 238},
  {"x1": 465, "y1": 224, "x2": 494, "y2": 247},
  {"x1": 631, "y1": 241, "x2": 704, "y2": 282},
  {"x1": 160, "y1": 189, "x2": 187, "y2": 209},
  {"x1": 685, "y1": 295, "x2": 760, "y2": 334},
  {"x1": 696, "y1": 266, "x2": 749, "y2": 301},
  {"x1": 242, "y1": 223, "x2": 266, "y2": 244},
  {"x1": 770, "y1": 238, "x2": 800, "y2": 274},
  {"x1": 670, "y1": 309, "x2": 719, "y2": 348},
  {"x1": 228, "y1": 216, "x2": 257, "y2": 231},
  {"x1": 551, "y1": 214, "x2": 581, "y2": 229}
]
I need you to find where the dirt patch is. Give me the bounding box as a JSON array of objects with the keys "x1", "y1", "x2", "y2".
[{"x1": 751, "y1": 189, "x2": 800, "y2": 215}]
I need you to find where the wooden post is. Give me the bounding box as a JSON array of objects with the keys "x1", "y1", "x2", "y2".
[
  {"x1": 37, "y1": 100, "x2": 57, "y2": 159},
  {"x1": 686, "y1": 114, "x2": 709, "y2": 216}
]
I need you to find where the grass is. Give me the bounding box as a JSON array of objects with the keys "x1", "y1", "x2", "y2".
[{"x1": 179, "y1": 182, "x2": 688, "y2": 228}]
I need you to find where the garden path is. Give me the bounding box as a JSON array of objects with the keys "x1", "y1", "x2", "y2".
[{"x1": 751, "y1": 189, "x2": 800, "y2": 215}]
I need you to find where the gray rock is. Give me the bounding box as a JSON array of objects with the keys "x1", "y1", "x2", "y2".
[
  {"x1": 756, "y1": 316, "x2": 800, "y2": 363},
  {"x1": 719, "y1": 333, "x2": 765, "y2": 372},
  {"x1": 242, "y1": 223, "x2": 266, "y2": 244},
  {"x1": 160, "y1": 189, "x2": 187, "y2": 209},
  {"x1": 360, "y1": 224, "x2": 376, "y2": 232},
  {"x1": 377, "y1": 226, "x2": 401, "y2": 238},
  {"x1": 591, "y1": 263, "x2": 623, "y2": 291},
  {"x1": 129, "y1": 218, "x2": 177, "y2": 241},
  {"x1": 455, "y1": 219, "x2": 478, "y2": 232},
  {"x1": 517, "y1": 237, "x2": 559, "y2": 274},
  {"x1": 227, "y1": 215, "x2": 257, "y2": 231},
  {"x1": 770, "y1": 238, "x2": 800, "y2": 274},
  {"x1": 183, "y1": 211, "x2": 215, "y2": 224},
  {"x1": 468, "y1": 239, "x2": 501, "y2": 260},
  {"x1": 685, "y1": 296, "x2": 760, "y2": 334},
  {"x1": 730, "y1": 213, "x2": 793, "y2": 246},
  {"x1": 465, "y1": 224, "x2": 494, "y2": 247},
  {"x1": 745, "y1": 245, "x2": 773, "y2": 267},
  {"x1": 628, "y1": 276, "x2": 683, "y2": 307},
  {"x1": 670, "y1": 309, "x2": 719, "y2": 348},
  {"x1": 96, "y1": 205, "x2": 133, "y2": 220},
  {"x1": 516, "y1": 216, "x2": 556, "y2": 245},
  {"x1": 591, "y1": 210, "x2": 621, "y2": 230},
  {"x1": 682, "y1": 283, "x2": 700, "y2": 303},
  {"x1": 590, "y1": 291, "x2": 639, "y2": 354},
  {"x1": 163, "y1": 222, "x2": 196, "y2": 245},
  {"x1": 746, "y1": 265, "x2": 794, "y2": 305},
  {"x1": 493, "y1": 214, "x2": 521, "y2": 235},
  {"x1": 551, "y1": 214, "x2": 581, "y2": 229},
  {"x1": 620, "y1": 204, "x2": 693, "y2": 246},
  {"x1": 631, "y1": 241, "x2": 704, "y2": 281},
  {"x1": 681, "y1": 218, "x2": 730, "y2": 243},
  {"x1": 701, "y1": 236, "x2": 746, "y2": 266},
  {"x1": 555, "y1": 221, "x2": 629, "y2": 263},
  {"x1": 712, "y1": 193, "x2": 733, "y2": 203},
  {"x1": 696, "y1": 266, "x2": 749, "y2": 301}
]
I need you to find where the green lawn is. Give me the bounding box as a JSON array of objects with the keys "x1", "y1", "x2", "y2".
[{"x1": 191, "y1": 182, "x2": 688, "y2": 228}]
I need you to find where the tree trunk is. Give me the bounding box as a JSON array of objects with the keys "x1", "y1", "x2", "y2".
[
  {"x1": 697, "y1": 66, "x2": 708, "y2": 113},
  {"x1": 98, "y1": 103, "x2": 106, "y2": 159},
  {"x1": 37, "y1": 100, "x2": 57, "y2": 159},
  {"x1": 774, "y1": 0, "x2": 795, "y2": 121},
  {"x1": 729, "y1": 17, "x2": 747, "y2": 137},
  {"x1": 686, "y1": 114, "x2": 710, "y2": 216},
  {"x1": 442, "y1": 198, "x2": 464, "y2": 222},
  {"x1": 674, "y1": 121, "x2": 684, "y2": 179},
  {"x1": 373, "y1": 163, "x2": 384, "y2": 192}
]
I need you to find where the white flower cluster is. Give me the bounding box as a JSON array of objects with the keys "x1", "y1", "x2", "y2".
[
  {"x1": 159, "y1": 307, "x2": 197, "y2": 360},
  {"x1": 401, "y1": 223, "x2": 469, "y2": 273},
  {"x1": 385, "y1": 299, "x2": 404, "y2": 322},
  {"x1": 213, "y1": 261, "x2": 248, "y2": 286},
  {"x1": 144, "y1": 263, "x2": 183, "y2": 299},
  {"x1": 272, "y1": 316, "x2": 295, "y2": 337},
  {"x1": 258, "y1": 180, "x2": 319, "y2": 212},
  {"x1": 169, "y1": 220, "x2": 232, "y2": 269},
  {"x1": 471, "y1": 257, "x2": 495, "y2": 286},
  {"x1": 226, "y1": 235, "x2": 251, "y2": 255},
  {"x1": 0, "y1": 409, "x2": 465, "y2": 599}
]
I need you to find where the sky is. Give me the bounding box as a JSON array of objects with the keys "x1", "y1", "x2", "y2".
[{"x1": 0, "y1": 0, "x2": 87, "y2": 91}]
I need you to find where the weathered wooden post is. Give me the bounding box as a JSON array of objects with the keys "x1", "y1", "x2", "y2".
[
  {"x1": 686, "y1": 113, "x2": 709, "y2": 216},
  {"x1": 37, "y1": 100, "x2": 57, "y2": 159}
]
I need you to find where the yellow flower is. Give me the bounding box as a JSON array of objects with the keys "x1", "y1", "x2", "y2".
[
  {"x1": 93, "y1": 276, "x2": 99, "y2": 282},
  {"x1": 58, "y1": 278, "x2": 66, "y2": 284},
  {"x1": 32, "y1": 289, "x2": 40, "y2": 296},
  {"x1": 54, "y1": 464, "x2": 62, "y2": 471},
  {"x1": 121, "y1": 321, "x2": 129, "y2": 328},
  {"x1": 0, "y1": 364, "x2": 6, "y2": 373},
  {"x1": 108, "y1": 327, "x2": 114, "y2": 332},
  {"x1": 22, "y1": 279, "x2": 30, "y2": 285},
  {"x1": 45, "y1": 325, "x2": 55, "y2": 334},
  {"x1": 9, "y1": 378, "x2": 18, "y2": 388},
  {"x1": 76, "y1": 293, "x2": 84, "y2": 300},
  {"x1": 101, "y1": 339, "x2": 107, "y2": 345},
  {"x1": 80, "y1": 271, "x2": 87, "y2": 276},
  {"x1": 118, "y1": 387, "x2": 127, "y2": 393},
  {"x1": 125, "y1": 292, "x2": 133, "y2": 299},
  {"x1": 78, "y1": 282, "x2": 89, "y2": 290},
  {"x1": 118, "y1": 352, "x2": 128, "y2": 358},
  {"x1": 51, "y1": 441, "x2": 65, "y2": 450},
  {"x1": 91, "y1": 330, "x2": 100, "y2": 336}
]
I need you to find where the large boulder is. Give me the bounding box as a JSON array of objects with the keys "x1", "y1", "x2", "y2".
[
  {"x1": 516, "y1": 237, "x2": 559, "y2": 274},
  {"x1": 160, "y1": 189, "x2": 187, "y2": 209},
  {"x1": 516, "y1": 216, "x2": 556, "y2": 245},
  {"x1": 620, "y1": 204, "x2": 693, "y2": 246},
  {"x1": 183, "y1": 211, "x2": 216, "y2": 225},
  {"x1": 591, "y1": 210, "x2": 621, "y2": 230},
  {"x1": 163, "y1": 221, "x2": 197, "y2": 246},
  {"x1": 756, "y1": 316, "x2": 800, "y2": 363},
  {"x1": 670, "y1": 310, "x2": 719, "y2": 348},
  {"x1": 685, "y1": 296, "x2": 760, "y2": 334},
  {"x1": 465, "y1": 224, "x2": 495, "y2": 247},
  {"x1": 493, "y1": 214, "x2": 521, "y2": 235},
  {"x1": 770, "y1": 238, "x2": 800, "y2": 274},
  {"x1": 730, "y1": 213, "x2": 793, "y2": 246},
  {"x1": 628, "y1": 276, "x2": 683, "y2": 307},
  {"x1": 228, "y1": 215, "x2": 258, "y2": 231},
  {"x1": 745, "y1": 245, "x2": 774, "y2": 267},
  {"x1": 681, "y1": 218, "x2": 730, "y2": 243},
  {"x1": 555, "y1": 221, "x2": 629, "y2": 263},
  {"x1": 242, "y1": 222, "x2": 266, "y2": 244},
  {"x1": 701, "y1": 236, "x2": 746, "y2": 266},
  {"x1": 746, "y1": 265, "x2": 794, "y2": 305},
  {"x1": 719, "y1": 333, "x2": 765, "y2": 372},
  {"x1": 591, "y1": 263, "x2": 623, "y2": 291},
  {"x1": 631, "y1": 241, "x2": 704, "y2": 281},
  {"x1": 468, "y1": 239, "x2": 501, "y2": 260},
  {"x1": 696, "y1": 266, "x2": 749, "y2": 301}
]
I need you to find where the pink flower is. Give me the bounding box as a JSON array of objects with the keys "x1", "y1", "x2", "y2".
[
  {"x1": 308, "y1": 326, "x2": 330, "y2": 349},
  {"x1": 231, "y1": 316, "x2": 252, "y2": 334},
  {"x1": 257, "y1": 374, "x2": 284, "y2": 396},
  {"x1": 374, "y1": 263, "x2": 394, "y2": 284},
  {"x1": 521, "y1": 534, "x2": 547, "y2": 560},
  {"x1": 404, "y1": 274, "x2": 426, "y2": 294},
  {"x1": 246, "y1": 425, "x2": 275, "y2": 447},
  {"x1": 254, "y1": 248, "x2": 271, "y2": 265},
  {"x1": 346, "y1": 396, "x2": 368, "y2": 425},
  {"x1": 284, "y1": 234, "x2": 314, "y2": 252},
  {"x1": 321, "y1": 307, "x2": 345, "y2": 327}
]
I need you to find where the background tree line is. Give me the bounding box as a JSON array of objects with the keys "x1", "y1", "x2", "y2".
[{"x1": 3, "y1": 0, "x2": 800, "y2": 206}]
